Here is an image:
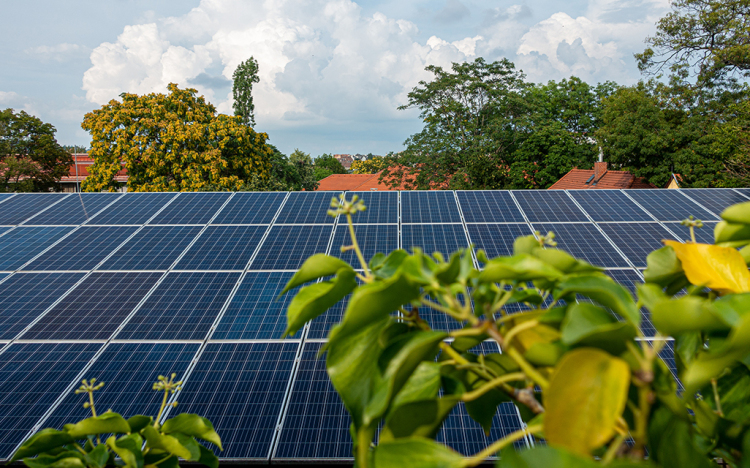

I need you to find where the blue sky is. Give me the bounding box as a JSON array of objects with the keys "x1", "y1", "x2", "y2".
[{"x1": 0, "y1": 0, "x2": 670, "y2": 156}]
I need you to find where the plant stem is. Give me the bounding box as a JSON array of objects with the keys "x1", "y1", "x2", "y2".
[
  {"x1": 503, "y1": 320, "x2": 539, "y2": 349},
  {"x1": 463, "y1": 424, "x2": 542, "y2": 466},
  {"x1": 505, "y1": 347, "x2": 550, "y2": 390},
  {"x1": 449, "y1": 321, "x2": 489, "y2": 338},
  {"x1": 88, "y1": 391, "x2": 97, "y2": 418},
  {"x1": 712, "y1": 379, "x2": 724, "y2": 416},
  {"x1": 154, "y1": 389, "x2": 169, "y2": 428},
  {"x1": 357, "y1": 429, "x2": 370, "y2": 468},
  {"x1": 602, "y1": 432, "x2": 627, "y2": 465},
  {"x1": 461, "y1": 373, "x2": 526, "y2": 401},
  {"x1": 347, "y1": 214, "x2": 372, "y2": 279}
]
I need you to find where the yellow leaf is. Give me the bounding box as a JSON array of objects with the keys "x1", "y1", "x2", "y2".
[
  {"x1": 664, "y1": 240, "x2": 750, "y2": 294},
  {"x1": 544, "y1": 348, "x2": 630, "y2": 456}
]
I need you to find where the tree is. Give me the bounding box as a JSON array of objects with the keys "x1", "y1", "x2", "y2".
[
  {"x1": 61, "y1": 145, "x2": 88, "y2": 153},
  {"x1": 81, "y1": 83, "x2": 273, "y2": 192},
  {"x1": 289, "y1": 149, "x2": 318, "y2": 190},
  {"x1": 315, "y1": 154, "x2": 347, "y2": 174},
  {"x1": 232, "y1": 57, "x2": 260, "y2": 127},
  {"x1": 351, "y1": 155, "x2": 395, "y2": 174},
  {"x1": 314, "y1": 167, "x2": 333, "y2": 181},
  {"x1": 0, "y1": 108, "x2": 72, "y2": 192}
]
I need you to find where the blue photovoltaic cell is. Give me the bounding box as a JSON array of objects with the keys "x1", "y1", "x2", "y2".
[
  {"x1": 0, "y1": 227, "x2": 8, "y2": 235},
  {"x1": 512, "y1": 191, "x2": 588, "y2": 222},
  {"x1": 0, "y1": 227, "x2": 73, "y2": 270},
  {"x1": 117, "y1": 272, "x2": 240, "y2": 340},
  {"x1": 23, "y1": 193, "x2": 122, "y2": 225},
  {"x1": 174, "y1": 225, "x2": 266, "y2": 270},
  {"x1": 344, "y1": 191, "x2": 398, "y2": 224},
  {"x1": 467, "y1": 223, "x2": 532, "y2": 260},
  {"x1": 250, "y1": 225, "x2": 333, "y2": 270},
  {"x1": 664, "y1": 221, "x2": 716, "y2": 244},
  {"x1": 402, "y1": 224, "x2": 469, "y2": 258},
  {"x1": 0, "y1": 273, "x2": 84, "y2": 340},
  {"x1": 656, "y1": 340, "x2": 683, "y2": 391},
  {"x1": 401, "y1": 191, "x2": 462, "y2": 223},
  {"x1": 0, "y1": 193, "x2": 69, "y2": 225},
  {"x1": 680, "y1": 189, "x2": 748, "y2": 218},
  {"x1": 275, "y1": 341, "x2": 353, "y2": 460},
  {"x1": 625, "y1": 189, "x2": 717, "y2": 221},
  {"x1": 456, "y1": 191, "x2": 525, "y2": 222},
  {"x1": 605, "y1": 269, "x2": 655, "y2": 337},
  {"x1": 99, "y1": 225, "x2": 202, "y2": 270},
  {"x1": 598, "y1": 223, "x2": 679, "y2": 268},
  {"x1": 211, "y1": 192, "x2": 286, "y2": 224},
  {"x1": 532, "y1": 223, "x2": 630, "y2": 267},
  {"x1": 306, "y1": 278, "x2": 364, "y2": 340},
  {"x1": 175, "y1": 342, "x2": 298, "y2": 459},
  {"x1": 148, "y1": 192, "x2": 231, "y2": 225},
  {"x1": 213, "y1": 272, "x2": 302, "y2": 340},
  {"x1": 44, "y1": 342, "x2": 199, "y2": 430},
  {"x1": 568, "y1": 190, "x2": 653, "y2": 222},
  {"x1": 275, "y1": 192, "x2": 339, "y2": 224},
  {"x1": 0, "y1": 194, "x2": 13, "y2": 204},
  {"x1": 21, "y1": 272, "x2": 162, "y2": 340},
  {"x1": 89, "y1": 192, "x2": 177, "y2": 225},
  {"x1": 330, "y1": 224, "x2": 398, "y2": 266},
  {"x1": 23, "y1": 226, "x2": 138, "y2": 271},
  {"x1": 0, "y1": 342, "x2": 101, "y2": 460}
]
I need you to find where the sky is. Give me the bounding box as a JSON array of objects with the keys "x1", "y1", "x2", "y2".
[{"x1": 0, "y1": 0, "x2": 671, "y2": 157}]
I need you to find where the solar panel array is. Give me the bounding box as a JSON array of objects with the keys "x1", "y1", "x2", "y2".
[{"x1": 0, "y1": 188, "x2": 736, "y2": 462}]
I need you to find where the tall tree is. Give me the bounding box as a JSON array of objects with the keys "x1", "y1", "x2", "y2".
[
  {"x1": 232, "y1": 57, "x2": 260, "y2": 127},
  {"x1": 315, "y1": 154, "x2": 347, "y2": 174}
]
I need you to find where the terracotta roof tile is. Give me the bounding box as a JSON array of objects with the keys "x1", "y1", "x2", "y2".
[
  {"x1": 315, "y1": 172, "x2": 400, "y2": 191},
  {"x1": 548, "y1": 168, "x2": 656, "y2": 190}
]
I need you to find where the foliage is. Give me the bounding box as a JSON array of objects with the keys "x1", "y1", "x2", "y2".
[
  {"x1": 351, "y1": 155, "x2": 396, "y2": 174},
  {"x1": 62, "y1": 145, "x2": 88, "y2": 153},
  {"x1": 81, "y1": 84, "x2": 273, "y2": 192},
  {"x1": 0, "y1": 108, "x2": 72, "y2": 192},
  {"x1": 288, "y1": 149, "x2": 318, "y2": 190},
  {"x1": 11, "y1": 375, "x2": 222, "y2": 468},
  {"x1": 315, "y1": 154, "x2": 347, "y2": 174},
  {"x1": 283, "y1": 194, "x2": 750, "y2": 467},
  {"x1": 232, "y1": 57, "x2": 260, "y2": 127},
  {"x1": 314, "y1": 167, "x2": 334, "y2": 181}
]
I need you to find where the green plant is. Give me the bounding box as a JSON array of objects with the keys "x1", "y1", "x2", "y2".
[
  {"x1": 10, "y1": 374, "x2": 222, "y2": 468},
  {"x1": 282, "y1": 194, "x2": 750, "y2": 467}
]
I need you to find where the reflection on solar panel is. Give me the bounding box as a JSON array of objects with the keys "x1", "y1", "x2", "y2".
[
  {"x1": 467, "y1": 224, "x2": 532, "y2": 260},
  {"x1": 44, "y1": 342, "x2": 199, "y2": 429},
  {"x1": 626, "y1": 190, "x2": 717, "y2": 221},
  {"x1": 90, "y1": 193, "x2": 177, "y2": 225},
  {"x1": 512, "y1": 191, "x2": 588, "y2": 222},
  {"x1": 605, "y1": 269, "x2": 654, "y2": 337},
  {"x1": 0, "y1": 194, "x2": 13, "y2": 204},
  {"x1": 149, "y1": 192, "x2": 231, "y2": 225},
  {"x1": 402, "y1": 224, "x2": 469, "y2": 258},
  {"x1": 456, "y1": 191, "x2": 525, "y2": 222},
  {"x1": 21, "y1": 272, "x2": 162, "y2": 340},
  {"x1": 568, "y1": 190, "x2": 652, "y2": 222},
  {"x1": 275, "y1": 192, "x2": 339, "y2": 224},
  {"x1": 99, "y1": 225, "x2": 202, "y2": 270},
  {"x1": 23, "y1": 226, "x2": 137, "y2": 271},
  {"x1": 212, "y1": 192, "x2": 286, "y2": 224},
  {"x1": 24, "y1": 193, "x2": 122, "y2": 225},
  {"x1": 532, "y1": 223, "x2": 630, "y2": 267},
  {"x1": 330, "y1": 224, "x2": 398, "y2": 266},
  {"x1": 0, "y1": 193, "x2": 68, "y2": 225},
  {"x1": 663, "y1": 221, "x2": 716, "y2": 244},
  {"x1": 346, "y1": 191, "x2": 398, "y2": 224},
  {"x1": 251, "y1": 225, "x2": 333, "y2": 270},
  {"x1": 680, "y1": 189, "x2": 748, "y2": 218},
  {"x1": 0, "y1": 227, "x2": 73, "y2": 270},
  {"x1": 117, "y1": 272, "x2": 240, "y2": 340},
  {"x1": 655, "y1": 340, "x2": 683, "y2": 391},
  {"x1": 598, "y1": 223, "x2": 678, "y2": 268},
  {"x1": 401, "y1": 191, "x2": 462, "y2": 223},
  {"x1": 0, "y1": 273, "x2": 84, "y2": 339},
  {"x1": 175, "y1": 225, "x2": 266, "y2": 270},
  {"x1": 176, "y1": 342, "x2": 298, "y2": 459},
  {"x1": 0, "y1": 342, "x2": 101, "y2": 460}
]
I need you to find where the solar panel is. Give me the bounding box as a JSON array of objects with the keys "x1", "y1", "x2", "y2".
[
  {"x1": 307, "y1": 292, "x2": 349, "y2": 340},
  {"x1": 663, "y1": 221, "x2": 716, "y2": 244},
  {"x1": 211, "y1": 192, "x2": 286, "y2": 224},
  {"x1": 21, "y1": 272, "x2": 162, "y2": 340},
  {"x1": 345, "y1": 191, "x2": 398, "y2": 224},
  {"x1": 330, "y1": 224, "x2": 398, "y2": 267},
  {"x1": 402, "y1": 224, "x2": 469, "y2": 258},
  {"x1": 655, "y1": 339, "x2": 683, "y2": 391},
  {"x1": 22, "y1": 226, "x2": 138, "y2": 271},
  {"x1": 250, "y1": 225, "x2": 333, "y2": 270},
  {"x1": 626, "y1": 189, "x2": 717, "y2": 221},
  {"x1": 0, "y1": 273, "x2": 84, "y2": 339},
  {"x1": 466, "y1": 223, "x2": 533, "y2": 261},
  {"x1": 0, "y1": 194, "x2": 13, "y2": 204},
  {"x1": 175, "y1": 342, "x2": 298, "y2": 459},
  {"x1": 512, "y1": 191, "x2": 588, "y2": 222},
  {"x1": 174, "y1": 225, "x2": 266, "y2": 271},
  {"x1": 275, "y1": 192, "x2": 339, "y2": 224},
  {"x1": 568, "y1": 190, "x2": 653, "y2": 222},
  {"x1": 598, "y1": 223, "x2": 678, "y2": 268},
  {"x1": 0, "y1": 342, "x2": 101, "y2": 460},
  {"x1": 680, "y1": 189, "x2": 749, "y2": 218},
  {"x1": 0, "y1": 193, "x2": 69, "y2": 226},
  {"x1": 89, "y1": 192, "x2": 177, "y2": 225},
  {"x1": 531, "y1": 223, "x2": 630, "y2": 267},
  {"x1": 604, "y1": 269, "x2": 654, "y2": 337},
  {"x1": 213, "y1": 272, "x2": 302, "y2": 340},
  {"x1": 99, "y1": 225, "x2": 203, "y2": 270},
  {"x1": 44, "y1": 342, "x2": 199, "y2": 430},
  {"x1": 116, "y1": 272, "x2": 240, "y2": 340},
  {"x1": 0, "y1": 227, "x2": 73, "y2": 271},
  {"x1": 401, "y1": 191, "x2": 462, "y2": 223},
  {"x1": 148, "y1": 192, "x2": 231, "y2": 225},
  {"x1": 456, "y1": 191, "x2": 525, "y2": 222},
  {"x1": 23, "y1": 193, "x2": 122, "y2": 225}
]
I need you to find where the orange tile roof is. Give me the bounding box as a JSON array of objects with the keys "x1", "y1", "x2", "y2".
[
  {"x1": 548, "y1": 168, "x2": 656, "y2": 190},
  {"x1": 315, "y1": 172, "x2": 398, "y2": 191}
]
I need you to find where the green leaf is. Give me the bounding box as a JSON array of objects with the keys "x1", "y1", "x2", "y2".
[
  {"x1": 465, "y1": 385, "x2": 509, "y2": 435},
  {"x1": 280, "y1": 254, "x2": 353, "y2": 295},
  {"x1": 142, "y1": 426, "x2": 195, "y2": 461},
  {"x1": 644, "y1": 246, "x2": 687, "y2": 290},
  {"x1": 648, "y1": 406, "x2": 714, "y2": 468},
  {"x1": 711, "y1": 293, "x2": 750, "y2": 327},
  {"x1": 283, "y1": 267, "x2": 357, "y2": 337},
  {"x1": 197, "y1": 444, "x2": 219, "y2": 468},
  {"x1": 21, "y1": 453, "x2": 86, "y2": 468},
  {"x1": 160, "y1": 413, "x2": 222, "y2": 450},
  {"x1": 721, "y1": 202, "x2": 750, "y2": 225},
  {"x1": 127, "y1": 415, "x2": 153, "y2": 433},
  {"x1": 381, "y1": 397, "x2": 459, "y2": 441},
  {"x1": 651, "y1": 295, "x2": 728, "y2": 336},
  {"x1": 434, "y1": 251, "x2": 462, "y2": 284},
  {"x1": 715, "y1": 220, "x2": 750, "y2": 247},
  {"x1": 524, "y1": 342, "x2": 566, "y2": 367},
  {"x1": 64, "y1": 412, "x2": 131, "y2": 438},
  {"x1": 531, "y1": 247, "x2": 601, "y2": 275},
  {"x1": 369, "y1": 252, "x2": 387, "y2": 271},
  {"x1": 10, "y1": 428, "x2": 75, "y2": 462},
  {"x1": 497, "y1": 445, "x2": 599, "y2": 468},
  {"x1": 84, "y1": 444, "x2": 110, "y2": 468},
  {"x1": 555, "y1": 274, "x2": 640, "y2": 326},
  {"x1": 106, "y1": 434, "x2": 144, "y2": 468},
  {"x1": 513, "y1": 235, "x2": 539, "y2": 256},
  {"x1": 561, "y1": 303, "x2": 637, "y2": 354},
  {"x1": 143, "y1": 451, "x2": 179, "y2": 468},
  {"x1": 390, "y1": 362, "x2": 442, "y2": 409},
  {"x1": 479, "y1": 254, "x2": 564, "y2": 283},
  {"x1": 372, "y1": 437, "x2": 465, "y2": 468},
  {"x1": 373, "y1": 249, "x2": 409, "y2": 279}
]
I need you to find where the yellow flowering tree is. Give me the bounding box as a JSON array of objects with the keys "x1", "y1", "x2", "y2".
[{"x1": 81, "y1": 83, "x2": 272, "y2": 192}]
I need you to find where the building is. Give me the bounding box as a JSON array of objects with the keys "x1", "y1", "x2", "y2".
[
  {"x1": 316, "y1": 172, "x2": 397, "y2": 191},
  {"x1": 548, "y1": 161, "x2": 656, "y2": 190},
  {"x1": 332, "y1": 154, "x2": 354, "y2": 170},
  {"x1": 60, "y1": 153, "x2": 128, "y2": 192}
]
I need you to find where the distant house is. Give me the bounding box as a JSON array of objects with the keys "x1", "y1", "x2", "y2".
[
  {"x1": 333, "y1": 154, "x2": 354, "y2": 170},
  {"x1": 667, "y1": 173, "x2": 683, "y2": 189},
  {"x1": 549, "y1": 162, "x2": 656, "y2": 190},
  {"x1": 61, "y1": 153, "x2": 127, "y2": 192}
]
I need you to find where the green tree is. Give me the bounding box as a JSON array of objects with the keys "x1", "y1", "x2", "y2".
[
  {"x1": 315, "y1": 154, "x2": 347, "y2": 174},
  {"x1": 61, "y1": 145, "x2": 88, "y2": 153},
  {"x1": 289, "y1": 149, "x2": 318, "y2": 190},
  {"x1": 314, "y1": 166, "x2": 333, "y2": 181},
  {"x1": 0, "y1": 108, "x2": 72, "y2": 192},
  {"x1": 351, "y1": 155, "x2": 395, "y2": 174},
  {"x1": 232, "y1": 57, "x2": 260, "y2": 127}
]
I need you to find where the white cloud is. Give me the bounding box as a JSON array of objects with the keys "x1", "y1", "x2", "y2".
[{"x1": 26, "y1": 43, "x2": 89, "y2": 62}]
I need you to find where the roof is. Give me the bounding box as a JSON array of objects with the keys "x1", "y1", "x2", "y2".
[
  {"x1": 548, "y1": 168, "x2": 656, "y2": 190},
  {"x1": 315, "y1": 172, "x2": 398, "y2": 191},
  {"x1": 61, "y1": 154, "x2": 127, "y2": 183}
]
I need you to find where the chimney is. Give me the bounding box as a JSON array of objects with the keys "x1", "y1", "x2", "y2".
[{"x1": 594, "y1": 161, "x2": 607, "y2": 181}]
